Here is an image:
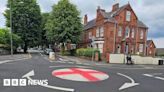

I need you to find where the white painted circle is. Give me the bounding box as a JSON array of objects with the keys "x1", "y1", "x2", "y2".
[{"x1": 52, "y1": 68, "x2": 109, "y2": 82}]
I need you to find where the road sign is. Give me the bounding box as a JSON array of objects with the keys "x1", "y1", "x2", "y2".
[{"x1": 52, "y1": 68, "x2": 109, "y2": 82}]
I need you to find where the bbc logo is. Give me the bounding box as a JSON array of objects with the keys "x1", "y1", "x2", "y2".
[{"x1": 3, "y1": 79, "x2": 27, "y2": 86}]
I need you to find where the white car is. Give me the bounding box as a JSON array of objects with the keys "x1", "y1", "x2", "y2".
[{"x1": 44, "y1": 48, "x2": 53, "y2": 55}]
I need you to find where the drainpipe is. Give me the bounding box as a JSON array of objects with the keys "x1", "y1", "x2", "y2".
[
  {"x1": 113, "y1": 20, "x2": 117, "y2": 53},
  {"x1": 135, "y1": 25, "x2": 139, "y2": 54},
  {"x1": 144, "y1": 29, "x2": 148, "y2": 56}
]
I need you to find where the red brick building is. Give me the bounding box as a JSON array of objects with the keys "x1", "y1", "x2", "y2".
[
  {"x1": 146, "y1": 40, "x2": 156, "y2": 57},
  {"x1": 82, "y1": 3, "x2": 155, "y2": 57}
]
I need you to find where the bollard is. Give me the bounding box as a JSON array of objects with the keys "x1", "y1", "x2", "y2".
[{"x1": 49, "y1": 52, "x2": 55, "y2": 60}]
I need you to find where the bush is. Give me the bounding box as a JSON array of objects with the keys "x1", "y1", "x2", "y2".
[{"x1": 76, "y1": 48, "x2": 100, "y2": 59}]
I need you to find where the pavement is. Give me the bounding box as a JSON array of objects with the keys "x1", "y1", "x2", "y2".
[{"x1": 0, "y1": 50, "x2": 164, "y2": 92}]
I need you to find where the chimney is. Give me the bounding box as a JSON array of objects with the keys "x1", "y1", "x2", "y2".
[
  {"x1": 84, "y1": 14, "x2": 88, "y2": 25},
  {"x1": 112, "y1": 3, "x2": 119, "y2": 12},
  {"x1": 97, "y1": 6, "x2": 101, "y2": 13},
  {"x1": 97, "y1": 6, "x2": 105, "y2": 15}
]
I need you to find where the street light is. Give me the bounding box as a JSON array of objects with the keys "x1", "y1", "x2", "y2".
[
  {"x1": 10, "y1": 1, "x2": 24, "y2": 57},
  {"x1": 10, "y1": 0, "x2": 13, "y2": 57}
]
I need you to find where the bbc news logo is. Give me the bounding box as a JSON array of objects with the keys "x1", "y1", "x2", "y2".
[{"x1": 3, "y1": 79, "x2": 48, "y2": 86}]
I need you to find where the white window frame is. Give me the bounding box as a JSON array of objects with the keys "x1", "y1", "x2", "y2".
[
  {"x1": 140, "y1": 30, "x2": 144, "y2": 39},
  {"x1": 131, "y1": 28, "x2": 135, "y2": 38},
  {"x1": 96, "y1": 28, "x2": 99, "y2": 37},
  {"x1": 125, "y1": 26, "x2": 130, "y2": 38},
  {"x1": 100, "y1": 27, "x2": 104, "y2": 37},
  {"x1": 139, "y1": 44, "x2": 143, "y2": 52},
  {"x1": 118, "y1": 26, "x2": 122, "y2": 37},
  {"x1": 126, "y1": 11, "x2": 131, "y2": 21},
  {"x1": 96, "y1": 27, "x2": 104, "y2": 37},
  {"x1": 88, "y1": 32, "x2": 92, "y2": 39}
]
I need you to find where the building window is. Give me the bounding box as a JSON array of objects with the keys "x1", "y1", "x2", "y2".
[
  {"x1": 118, "y1": 26, "x2": 122, "y2": 36},
  {"x1": 96, "y1": 28, "x2": 99, "y2": 37},
  {"x1": 96, "y1": 27, "x2": 104, "y2": 37},
  {"x1": 98, "y1": 43, "x2": 103, "y2": 53},
  {"x1": 88, "y1": 32, "x2": 92, "y2": 39},
  {"x1": 100, "y1": 27, "x2": 104, "y2": 37},
  {"x1": 126, "y1": 11, "x2": 131, "y2": 21},
  {"x1": 125, "y1": 26, "x2": 130, "y2": 38},
  {"x1": 117, "y1": 44, "x2": 121, "y2": 53},
  {"x1": 140, "y1": 30, "x2": 144, "y2": 39},
  {"x1": 131, "y1": 28, "x2": 135, "y2": 38},
  {"x1": 139, "y1": 44, "x2": 143, "y2": 52}
]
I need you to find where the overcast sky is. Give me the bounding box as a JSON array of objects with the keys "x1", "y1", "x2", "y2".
[{"x1": 0, "y1": 0, "x2": 164, "y2": 48}]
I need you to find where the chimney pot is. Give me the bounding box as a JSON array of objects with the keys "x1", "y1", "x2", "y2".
[
  {"x1": 84, "y1": 14, "x2": 88, "y2": 25},
  {"x1": 112, "y1": 3, "x2": 119, "y2": 12}
]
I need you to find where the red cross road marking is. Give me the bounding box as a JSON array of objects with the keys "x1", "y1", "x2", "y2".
[{"x1": 52, "y1": 68, "x2": 109, "y2": 82}]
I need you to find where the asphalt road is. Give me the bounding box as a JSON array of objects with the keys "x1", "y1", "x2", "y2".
[{"x1": 0, "y1": 51, "x2": 164, "y2": 92}]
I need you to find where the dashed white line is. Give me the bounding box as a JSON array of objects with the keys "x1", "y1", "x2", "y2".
[
  {"x1": 143, "y1": 73, "x2": 164, "y2": 81},
  {"x1": 155, "y1": 76, "x2": 164, "y2": 80},
  {"x1": 143, "y1": 74, "x2": 154, "y2": 77}
]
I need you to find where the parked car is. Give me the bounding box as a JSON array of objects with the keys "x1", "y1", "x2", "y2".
[{"x1": 44, "y1": 48, "x2": 53, "y2": 55}]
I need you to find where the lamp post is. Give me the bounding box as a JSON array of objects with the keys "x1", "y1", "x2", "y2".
[
  {"x1": 9, "y1": 1, "x2": 24, "y2": 56},
  {"x1": 10, "y1": 0, "x2": 13, "y2": 57}
]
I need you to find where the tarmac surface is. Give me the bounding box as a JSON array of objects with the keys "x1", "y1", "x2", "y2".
[{"x1": 0, "y1": 51, "x2": 164, "y2": 92}]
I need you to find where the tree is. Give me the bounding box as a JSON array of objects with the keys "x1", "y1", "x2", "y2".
[
  {"x1": 45, "y1": 0, "x2": 83, "y2": 55},
  {"x1": 4, "y1": 0, "x2": 42, "y2": 53},
  {"x1": 0, "y1": 28, "x2": 22, "y2": 50},
  {"x1": 40, "y1": 13, "x2": 50, "y2": 48}
]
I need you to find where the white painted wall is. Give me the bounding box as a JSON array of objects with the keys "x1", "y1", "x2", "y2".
[
  {"x1": 109, "y1": 54, "x2": 162, "y2": 65},
  {"x1": 109, "y1": 54, "x2": 125, "y2": 64}
]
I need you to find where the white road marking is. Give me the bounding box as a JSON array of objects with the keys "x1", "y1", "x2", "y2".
[
  {"x1": 150, "y1": 73, "x2": 163, "y2": 76},
  {"x1": 39, "y1": 52, "x2": 43, "y2": 56},
  {"x1": 143, "y1": 74, "x2": 154, "y2": 77},
  {"x1": 22, "y1": 70, "x2": 74, "y2": 92},
  {"x1": 67, "y1": 62, "x2": 74, "y2": 64},
  {"x1": 0, "y1": 58, "x2": 30, "y2": 64},
  {"x1": 49, "y1": 65, "x2": 91, "y2": 68},
  {"x1": 155, "y1": 76, "x2": 164, "y2": 80},
  {"x1": 117, "y1": 73, "x2": 139, "y2": 90},
  {"x1": 82, "y1": 63, "x2": 90, "y2": 65},
  {"x1": 52, "y1": 68, "x2": 109, "y2": 82},
  {"x1": 143, "y1": 73, "x2": 164, "y2": 81}
]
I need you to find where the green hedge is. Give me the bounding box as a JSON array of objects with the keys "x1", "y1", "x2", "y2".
[{"x1": 76, "y1": 48, "x2": 100, "y2": 59}]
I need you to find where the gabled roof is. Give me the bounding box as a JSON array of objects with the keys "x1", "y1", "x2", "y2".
[
  {"x1": 84, "y1": 4, "x2": 148, "y2": 30},
  {"x1": 138, "y1": 20, "x2": 148, "y2": 28},
  {"x1": 147, "y1": 40, "x2": 152, "y2": 45},
  {"x1": 84, "y1": 19, "x2": 96, "y2": 30},
  {"x1": 147, "y1": 40, "x2": 156, "y2": 48}
]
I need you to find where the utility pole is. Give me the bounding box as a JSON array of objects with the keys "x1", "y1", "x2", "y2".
[{"x1": 10, "y1": 0, "x2": 13, "y2": 57}]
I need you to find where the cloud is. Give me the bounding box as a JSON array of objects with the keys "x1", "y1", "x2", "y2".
[
  {"x1": 153, "y1": 37, "x2": 164, "y2": 48},
  {"x1": 0, "y1": 0, "x2": 7, "y2": 28}
]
